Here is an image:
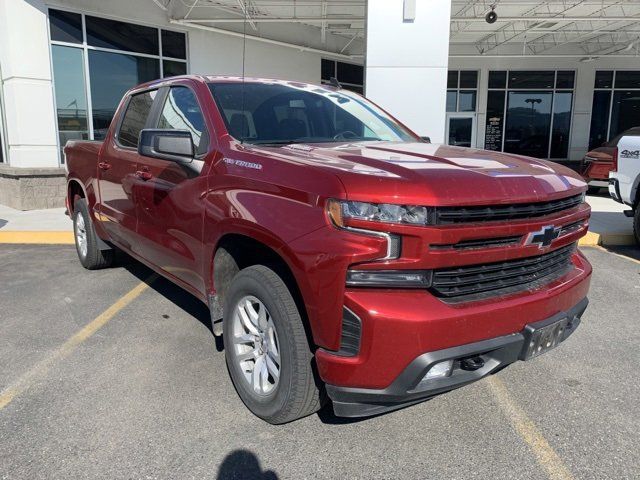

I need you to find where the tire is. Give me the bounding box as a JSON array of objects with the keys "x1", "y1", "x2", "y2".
[
  {"x1": 73, "y1": 198, "x2": 114, "y2": 270},
  {"x1": 634, "y1": 208, "x2": 640, "y2": 245},
  {"x1": 223, "y1": 265, "x2": 322, "y2": 424}
]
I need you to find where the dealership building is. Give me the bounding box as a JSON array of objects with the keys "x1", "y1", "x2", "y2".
[{"x1": 0, "y1": 0, "x2": 639, "y2": 209}]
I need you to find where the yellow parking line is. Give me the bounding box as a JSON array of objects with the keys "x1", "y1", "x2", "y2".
[
  {"x1": 0, "y1": 276, "x2": 156, "y2": 411},
  {"x1": 487, "y1": 376, "x2": 574, "y2": 480},
  {"x1": 0, "y1": 231, "x2": 74, "y2": 244}
]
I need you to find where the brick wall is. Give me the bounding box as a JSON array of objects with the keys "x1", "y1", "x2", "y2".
[{"x1": 0, "y1": 165, "x2": 66, "y2": 210}]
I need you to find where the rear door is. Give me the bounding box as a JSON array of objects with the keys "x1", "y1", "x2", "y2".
[
  {"x1": 133, "y1": 84, "x2": 211, "y2": 293},
  {"x1": 97, "y1": 89, "x2": 158, "y2": 249}
]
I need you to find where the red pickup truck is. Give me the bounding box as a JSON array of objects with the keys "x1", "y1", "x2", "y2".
[{"x1": 65, "y1": 76, "x2": 592, "y2": 424}]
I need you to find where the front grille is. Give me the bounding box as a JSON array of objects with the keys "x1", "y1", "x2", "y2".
[
  {"x1": 430, "y1": 243, "x2": 576, "y2": 302},
  {"x1": 434, "y1": 194, "x2": 583, "y2": 224},
  {"x1": 431, "y1": 235, "x2": 522, "y2": 251}
]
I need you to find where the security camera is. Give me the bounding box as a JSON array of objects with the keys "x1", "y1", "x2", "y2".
[{"x1": 485, "y1": 9, "x2": 498, "y2": 24}]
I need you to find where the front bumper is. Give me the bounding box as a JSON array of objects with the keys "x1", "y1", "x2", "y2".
[{"x1": 327, "y1": 298, "x2": 588, "y2": 418}]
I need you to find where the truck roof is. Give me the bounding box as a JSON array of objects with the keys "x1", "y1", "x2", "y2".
[{"x1": 127, "y1": 75, "x2": 338, "y2": 96}]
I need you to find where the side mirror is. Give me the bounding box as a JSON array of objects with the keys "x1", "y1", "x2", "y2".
[
  {"x1": 138, "y1": 129, "x2": 194, "y2": 163},
  {"x1": 421, "y1": 136, "x2": 431, "y2": 143}
]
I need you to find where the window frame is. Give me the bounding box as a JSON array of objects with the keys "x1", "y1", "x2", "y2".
[
  {"x1": 446, "y1": 70, "x2": 479, "y2": 113},
  {"x1": 591, "y1": 70, "x2": 640, "y2": 145},
  {"x1": 114, "y1": 88, "x2": 160, "y2": 150},
  {"x1": 47, "y1": 7, "x2": 189, "y2": 164},
  {"x1": 153, "y1": 84, "x2": 211, "y2": 158},
  {"x1": 485, "y1": 69, "x2": 576, "y2": 160}
]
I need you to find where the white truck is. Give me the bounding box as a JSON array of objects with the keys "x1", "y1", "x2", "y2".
[{"x1": 609, "y1": 135, "x2": 640, "y2": 244}]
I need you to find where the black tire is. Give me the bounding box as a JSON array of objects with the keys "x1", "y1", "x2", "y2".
[
  {"x1": 634, "y1": 208, "x2": 640, "y2": 245},
  {"x1": 223, "y1": 265, "x2": 322, "y2": 424},
  {"x1": 73, "y1": 198, "x2": 114, "y2": 270}
]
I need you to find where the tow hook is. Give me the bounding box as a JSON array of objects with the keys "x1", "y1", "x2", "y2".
[{"x1": 460, "y1": 356, "x2": 485, "y2": 371}]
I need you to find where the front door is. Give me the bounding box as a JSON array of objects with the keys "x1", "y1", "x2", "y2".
[
  {"x1": 446, "y1": 114, "x2": 476, "y2": 148},
  {"x1": 97, "y1": 89, "x2": 158, "y2": 249},
  {"x1": 134, "y1": 84, "x2": 211, "y2": 293}
]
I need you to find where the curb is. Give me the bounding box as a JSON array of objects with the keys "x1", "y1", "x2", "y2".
[
  {"x1": 578, "y1": 231, "x2": 636, "y2": 247},
  {"x1": 0, "y1": 231, "x2": 74, "y2": 244}
]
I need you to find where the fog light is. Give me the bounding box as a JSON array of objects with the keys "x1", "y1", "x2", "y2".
[{"x1": 423, "y1": 360, "x2": 453, "y2": 381}]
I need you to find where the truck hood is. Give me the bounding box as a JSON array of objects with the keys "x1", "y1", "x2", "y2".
[{"x1": 258, "y1": 142, "x2": 586, "y2": 206}]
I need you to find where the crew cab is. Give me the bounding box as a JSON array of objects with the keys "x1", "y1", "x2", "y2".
[
  {"x1": 65, "y1": 76, "x2": 592, "y2": 424},
  {"x1": 609, "y1": 134, "x2": 640, "y2": 244},
  {"x1": 581, "y1": 126, "x2": 640, "y2": 193}
]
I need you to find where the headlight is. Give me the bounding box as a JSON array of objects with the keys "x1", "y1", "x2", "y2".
[{"x1": 327, "y1": 199, "x2": 430, "y2": 227}]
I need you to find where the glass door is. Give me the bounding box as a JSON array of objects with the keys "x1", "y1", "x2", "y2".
[{"x1": 446, "y1": 113, "x2": 476, "y2": 148}]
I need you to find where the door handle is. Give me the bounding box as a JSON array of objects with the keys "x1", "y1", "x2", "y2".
[
  {"x1": 98, "y1": 161, "x2": 111, "y2": 171},
  {"x1": 135, "y1": 170, "x2": 153, "y2": 181}
]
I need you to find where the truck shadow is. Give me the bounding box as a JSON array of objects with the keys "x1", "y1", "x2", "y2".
[{"x1": 119, "y1": 253, "x2": 224, "y2": 351}]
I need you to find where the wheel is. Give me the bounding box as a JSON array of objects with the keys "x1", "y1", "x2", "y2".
[
  {"x1": 634, "y1": 208, "x2": 640, "y2": 245},
  {"x1": 223, "y1": 265, "x2": 322, "y2": 424},
  {"x1": 73, "y1": 198, "x2": 114, "y2": 270}
]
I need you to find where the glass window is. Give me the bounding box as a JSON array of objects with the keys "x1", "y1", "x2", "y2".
[
  {"x1": 508, "y1": 71, "x2": 555, "y2": 89},
  {"x1": 555, "y1": 71, "x2": 575, "y2": 89},
  {"x1": 209, "y1": 82, "x2": 416, "y2": 144},
  {"x1": 550, "y1": 92, "x2": 573, "y2": 158},
  {"x1": 504, "y1": 92, "x2": 553, "y2": 158},
  {"x1": 161, "y1": 30, "x2": 187, "y2": 59},
  {"x1": 158, "y1": 87, "x2": 208, "y2": 155},
  {"x1": 614, "y1": 71, "x2": 640, "y2": 89},
  {"x1": 49, "y1": 9, "x2": 83, "y2": 44},
  {"x1": 337, "y1": 62, "x2": 363, "y2": 85},
  {"x1": 163, "y1": 60, "x2": 187, "y2": 77},
  {"x1": 52, "y1": 46, "x2": 89, "y2": 162},
  {"x1": 86, "y1": 16, "x2": 159, "y2": 55},
  {"x1": 344, "y1": 85, "x2": 364, "y2": 95},
  {"x1": 484, "y1": 90, "x2": 505, "y2": 151},
  {"x1": 118, "y1": 90, "x2": 157, "y2": 148},
  {"x1": 88, "y1": 50, "x2": 159, "y2": 140},
  {"x1": 448, "y1": 117, "x2": 473, "y2": 148},
  {"x1": 594, "y1": 71, "x2": 614, "y2": 89},
  {"x1": 489, "y1": 71, "x2": 507, "y2": 89},
  {"x1": 610, "y1": 90, "x2": 640, "y2": 139},
  {"x1": 447, "y1": 71, "x2": 458, "y2": 89},
  {"x1": 458, "y1": 91, "x2": 476, "y2": 112},
  {"x1": 446, "y1": 91, "x2": 457, "y2": 112},
  {"x1": 321, "y1": 59, "x2": 335, "y2": 81},
  {"x1": 459, "y1": 71, "x2": 478, "y2": 89},
  {"x1": 588, "y1": 91, "x2": 611, "y2": 150}
]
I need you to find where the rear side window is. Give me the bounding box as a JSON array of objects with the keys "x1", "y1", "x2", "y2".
[
  {"x1": 157, "y1": 86, "x2": 209, "y2": 155},
  {"x1": 118, "y1": 90, "x2": 157, "y2": 148}
]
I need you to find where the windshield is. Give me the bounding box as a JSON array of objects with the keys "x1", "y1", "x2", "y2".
[{"x1": 208, "y1": 82, "x2": 417, "y2": 145}]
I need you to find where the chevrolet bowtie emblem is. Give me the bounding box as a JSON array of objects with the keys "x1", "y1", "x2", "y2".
[{"x1": 526, "y1": 225, "x2": 560, "y2": 249}]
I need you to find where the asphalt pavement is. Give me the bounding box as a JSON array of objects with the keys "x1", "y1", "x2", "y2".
[{"x1": 0, "y1": 245, "x2": 638, "y2": 480}]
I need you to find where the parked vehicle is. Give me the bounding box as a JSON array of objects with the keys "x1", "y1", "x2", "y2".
[
  {"x1": 609, "y1": 134, "x2": 640, "y2": 244},
  {"x1": 581, "y1": 127, "x2": 640, "y2": 193},
  {"x1": 64, "y1": 76, "x2": 592, "y2": 424}
]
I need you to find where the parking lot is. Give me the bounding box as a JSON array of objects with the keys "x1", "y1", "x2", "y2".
[{"x1": 1, "y1": 244, "x2": 639, "y2": 479}]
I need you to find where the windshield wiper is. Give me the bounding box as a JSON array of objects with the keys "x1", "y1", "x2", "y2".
[{"x1": 250, "y1": 140, "x2": 300, "y2": 146}]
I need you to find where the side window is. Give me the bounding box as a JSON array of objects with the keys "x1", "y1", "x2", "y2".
[
  {"x1": 158, "y1": 86, "x2": 209, "y2": 155},
  {"x1": 118, "y1": 90, "x2": 157, "y2": 148}
]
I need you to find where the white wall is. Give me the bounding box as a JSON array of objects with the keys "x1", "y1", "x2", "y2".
[
  {"x1": 365, "y1": 0, "x2": 452, "y2": 143},
  {"x1": 448, "y1": 56, "x2": 640, "y2": 161},
  {"x1": 0, "y1": 0, "x2": 59, "y2": 168}
]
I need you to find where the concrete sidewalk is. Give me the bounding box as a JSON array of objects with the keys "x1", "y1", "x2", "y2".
[
  {"x1": 584, "y1": 192, "x2": 635, "y2": 246},
  {"x1": 0, "y1": 193, "x2": 636, "y2": 246}
]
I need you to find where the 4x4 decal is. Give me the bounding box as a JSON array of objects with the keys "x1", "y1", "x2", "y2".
[{"x1": 620, "y1": 149, "x2": 640, "y2": 159}]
